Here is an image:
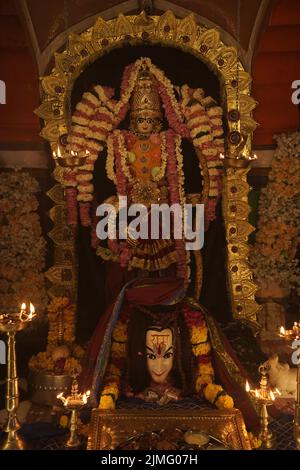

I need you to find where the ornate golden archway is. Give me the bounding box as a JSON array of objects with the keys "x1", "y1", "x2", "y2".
[{"x1": 35, "y1": 11, "x2": 260, "y2": 326}]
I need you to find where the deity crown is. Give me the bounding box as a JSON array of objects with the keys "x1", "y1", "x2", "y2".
[{"x1": 130, "y1": 63, "x2": 162, "y2": 119}]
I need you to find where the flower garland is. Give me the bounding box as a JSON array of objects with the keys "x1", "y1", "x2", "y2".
[
  {"x1": 66, "y1": 86, "x2": 116, "y2": 225},
  {"x1": 66, "y1": 58, "x2": 223, "y2": 231},
  {"x1": 250, "y1": 132, "x2": 300, "y2": 294},
  {"x1": 179, "y1": 85, "x2": 224, "y2": 230},
  {"x1": 165, "y1": 129, "x2": 190, "y2": 284},
  {"x1": 183, "y1": 302, "x2": 234, "y2": 410},
  {"x1": 104, "y1": 128, "x2": 190, "y2": 282},
  {"x1": 66, "y1": 57, "x2": 189, "y2": 226},
  {"x1": 0, "y1": 170, "x2": 47, "y2": 313},
  {"x1": 98, "y1": 302, "x2": 233, "y2": 410},
  {"x1": 29, "y1": 296, "x2": 85, "y2": 376},
  {"x1": 99, "y1": 318, "x2": 128, "y2": 410}
]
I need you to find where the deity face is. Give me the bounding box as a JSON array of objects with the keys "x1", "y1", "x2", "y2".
[
  {"x1": 146, "y1": 328, "x2": 174, "y2": 384},
  {"x1": 135, "y1": 116, "x2": 156, "y2": 135}
]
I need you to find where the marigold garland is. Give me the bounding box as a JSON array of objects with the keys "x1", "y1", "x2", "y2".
[
  {"x1": 29, "y1": 297, "x2": 84, "y2": 376},
  {"x1": 183, "y1": 302, "x2": 234, "y2": 410},
  {"x1": 99, "y1": 318, "x2": 128, "y2": 410}
]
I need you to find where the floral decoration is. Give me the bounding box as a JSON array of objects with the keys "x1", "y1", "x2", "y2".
[
  {"x1": 29, "y1": 296, "x2": 85, "y2": 376},
  {"x1": 65, "y1": 58, "x2": 223, "y2": 234},
  {"x1": 0, "y1": 169, "x2": 47, "y2": 313},
  {"x1": 183, "y1": 302, "x2": 234, "y2": 410},
  {"x1": 99, "y1": 303, "x2": 233, "y2": 411},
  {"x1": 250, "y1": 132, "x2": 300, "y2": 294}
]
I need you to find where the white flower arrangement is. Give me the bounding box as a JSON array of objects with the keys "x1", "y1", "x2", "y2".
[
  {"x1": 0, "y1": 169, "x2": 47, "y2": 313},
  {"x1": 250, "y1": 132, "x2": 300, "y2": 294}
]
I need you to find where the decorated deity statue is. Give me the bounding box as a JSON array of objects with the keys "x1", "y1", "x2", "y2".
[
  {"x1": 66, "y1": 57, "x2": 224, "y2": 302},
  {"x1": 65, "y1": 58, "x2": 259, "y2": 430},
  {"x1": 87, "y1": 278, "x2": 259, "y2": 430}
]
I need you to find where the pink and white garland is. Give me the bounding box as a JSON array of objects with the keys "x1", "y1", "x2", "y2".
[
  {"x1": 64, "y1": 58, "x2": 224, "y2": 234},
  {"x1": 180, "y1": 86, "x2": 224, "y2": 230}
]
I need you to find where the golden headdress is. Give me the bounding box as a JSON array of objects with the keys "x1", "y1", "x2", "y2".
[{"x1": 130, "y1": 62, "x2": 162, "y2": 119}]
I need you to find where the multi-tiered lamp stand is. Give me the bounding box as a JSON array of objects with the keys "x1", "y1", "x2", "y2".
[
  {"x1": 0, "y1": 303, "x2": 36, "y2": 450},
  {"x1": 57, "y1": 369, "x2": 90, "y2": 449},
  {"x1": 278, "y1": 323, "x2": 300, "y2": 449},
  {"x1": 246, "y1": 364, "x2": 281, "y2": 449}
]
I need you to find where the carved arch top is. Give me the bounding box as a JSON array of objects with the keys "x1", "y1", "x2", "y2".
[{"x1": 36, "y1": 10, "x2": 257, "y2": 159}]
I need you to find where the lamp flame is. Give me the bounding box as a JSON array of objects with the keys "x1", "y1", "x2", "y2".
[
  {"x1": 270, "y1": 390, "x2": 275, "y2": 401},
  {"x1": 245, "y1": 380, "x2": 250, "y2": 392},
  {"x1": 29, "y1": 302, "x2": 35, "y2": 319},
  {"x1": 219, "y1": 153, "x2": 225, "y2": 160},
  {"x1": 21, "y1": 303, "x2": 26, "y2": 311},
  {"x1": 280, "y1": 326, "x2": 285, "y2": 335},
  {"x1": 82, "y1": 390, "x2": 91, "y2": 404}
]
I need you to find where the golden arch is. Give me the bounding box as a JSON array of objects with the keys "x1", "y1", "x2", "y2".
[{"x1": 36, "y1": 11, "x2": 260, "y2": 327}]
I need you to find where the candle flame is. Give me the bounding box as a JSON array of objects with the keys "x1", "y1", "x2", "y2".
[
  {"x1": 245, "y1": 380, "x2": 250, "y2": 392},
  {"x1": 21, "y1": 302, "x2": 26, "y2": 311}
]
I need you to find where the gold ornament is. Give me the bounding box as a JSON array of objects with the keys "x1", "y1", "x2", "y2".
[{"x1": 130, "y1": 63, "x2": 162, "y2": 120}]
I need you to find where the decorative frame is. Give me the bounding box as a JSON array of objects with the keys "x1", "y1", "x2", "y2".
[{"x1": 35, "y1": 11, "x2": 260, "y2": 325}]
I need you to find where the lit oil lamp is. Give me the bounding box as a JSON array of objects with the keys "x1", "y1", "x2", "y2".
[
  {"x1": 52, "y1": 144, "x2": 88, "y2": 168},
  {"x1": 277, "y1": 323, "x2": 300, "y2": 450},
  {"x1": 278, "y1": 324, "x2": 299, "y2": 341},
  {"x1": 57, "y1": 372, "x2": 90, "y2": 449},
  {"x1": 0, "y1": 302, "x2": 36, "y2": 450},
  {"x1": 245, "y1": 364, "x2": 280, "y2": 449}
]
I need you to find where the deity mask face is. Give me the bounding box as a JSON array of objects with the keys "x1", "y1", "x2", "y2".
[{"x1": 146, "y1": 328, "x2": 174, "y2": 384}]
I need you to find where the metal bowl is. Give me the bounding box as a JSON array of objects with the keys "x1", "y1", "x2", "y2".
[{"x1": 28, "y1": 371, "x2": 72, "y2": 406}]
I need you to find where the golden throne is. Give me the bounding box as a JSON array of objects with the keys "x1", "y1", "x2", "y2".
[{"x1": 35, "y1": 11, "x2": 260, "y2": 450}]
